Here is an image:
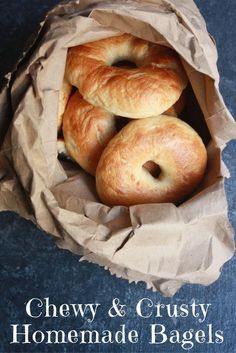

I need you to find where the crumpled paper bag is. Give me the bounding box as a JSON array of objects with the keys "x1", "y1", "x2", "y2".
[{"x1": 0, "y1": 0, "x2": 235, "y2": 297}]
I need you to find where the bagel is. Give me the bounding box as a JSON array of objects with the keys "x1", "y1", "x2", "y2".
[
  {"x1": 96, "y1": 116, "x2": 207, "y2": 206},
  {"x1": 65, "y1": 33, "x2": 187, "y2": 118},
  {"x1": 62, "y1": 91, "x2": 121, "y2": 175}
]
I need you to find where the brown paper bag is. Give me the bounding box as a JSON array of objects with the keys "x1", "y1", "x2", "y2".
[{"x1": 0, "y1": 0, "x2": 235, "y2": 296}]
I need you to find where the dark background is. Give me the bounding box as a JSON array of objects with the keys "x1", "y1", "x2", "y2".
[{"x1": 0, "y1": 1, "x2": 235, "y2": 352}]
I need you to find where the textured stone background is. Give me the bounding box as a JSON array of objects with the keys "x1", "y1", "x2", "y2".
[{"x1": 0, "y1": 1, "x2": 235, "y2": 352}]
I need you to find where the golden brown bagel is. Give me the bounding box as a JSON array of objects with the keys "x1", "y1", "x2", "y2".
[
  {"x1": 65, "y1": 33, "x2": 187, "y2": 118},
  {"x1": 96, "y1": 116, "x2": 207, "y2": 206},
  {"x1": 63, "y1": 91, "x2": 120, "y2": 176}
]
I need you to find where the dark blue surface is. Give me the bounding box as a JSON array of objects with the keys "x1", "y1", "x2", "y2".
[{"x1": 0, "y1": 1, "x2": 235, "y2": 352}]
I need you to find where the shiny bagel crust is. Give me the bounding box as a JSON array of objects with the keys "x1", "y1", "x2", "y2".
[
  {"x1": 62, "y1": 91, "x2": 118, "y2": 176},
  {"x1": 65, "y1": 33, "x2": 188, "y2": 118},
  {"x1": 96, "y1": 116, "x2": 207, "y2": 206}
]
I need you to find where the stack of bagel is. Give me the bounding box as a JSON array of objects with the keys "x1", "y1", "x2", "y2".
[{"x1": 57, "y1": 33, "x2": 207, "y2": 206}]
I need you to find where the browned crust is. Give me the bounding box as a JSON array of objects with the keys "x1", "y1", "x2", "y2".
[
  {"x1": 62, "y1": 91, "x2": 118, "y2": 175},
  {"x1": 65, "y1": 33, "x2": 187, "y2": 118},
  {"x1": 96, "y1": 116, "x2": 207, "y2": 206}
]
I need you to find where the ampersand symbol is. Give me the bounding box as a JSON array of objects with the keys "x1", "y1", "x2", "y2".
[{"x1": 108, "y1": 298, "x2": 126, "y2": 317}]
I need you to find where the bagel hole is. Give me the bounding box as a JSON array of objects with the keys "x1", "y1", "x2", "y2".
[
  {"x1": 143, "y1": 161, "x2": 161, "y2": 178},
  {"x1": 112, "y1": 60, "x2": 137, "y2": 69},
  {"x1": 114, "y1": 116, "x2": 129, "y2": 132}
]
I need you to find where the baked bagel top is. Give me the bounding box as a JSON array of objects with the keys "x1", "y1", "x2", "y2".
[
  {"x1": 65, "y1": 33, "x2": 188, "y2": 118},
  {"x1": 96, "y1": 115, "x2": 207, "y2": 206}
]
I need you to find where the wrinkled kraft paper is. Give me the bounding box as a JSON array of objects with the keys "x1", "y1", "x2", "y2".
[{"x1": 0, "y1": 0, "x2": 236, "y2": 297}]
